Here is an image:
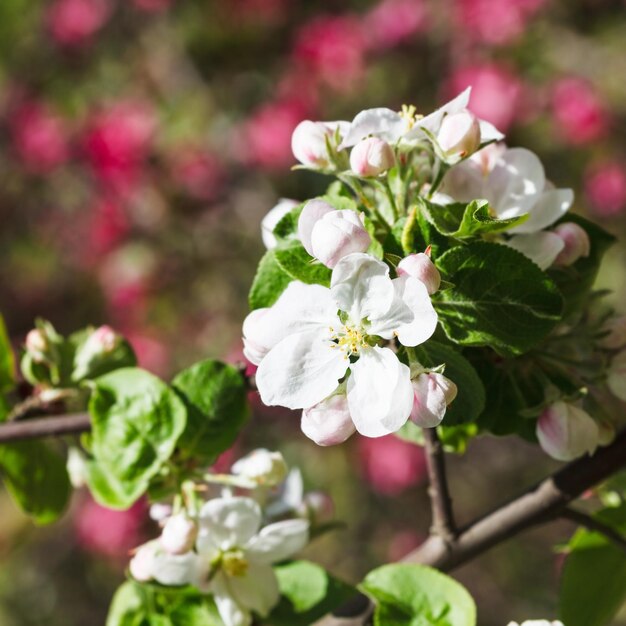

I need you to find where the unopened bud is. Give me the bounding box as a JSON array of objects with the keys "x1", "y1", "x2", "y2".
[
  {"x1": 607, "y1": 350, "x2": 626, "y2": 402},
  {"x1": 291, "y1": 121, "x2": 335, "y2": 169},
  {"x1": 349, "y1": 137, "x2": 395, "y2": 177},
  {"x1": 397, "y1": 253, "x2": 441, "y2": 295},
  {"x1": 160, "y1": 514, "x2": 198, "y2": 555},
  {"x1": 129, "y1": 541, "x2": 158, "y2": 582},
  {"x1": 25, "y1": 329, "x2": 49, "y2": 362},
  {"x1": 72, "y1": 325, "x2": 122, "y2": 381},
  {"x1": 536, "y1": 402, "x2": 599, "y2": 461},
  {"x1": 437, "y1": 110, "x2": 481, "y2": 159},
  {"x1": 301, "y1": 394, "x2": 356, "y2": 446},
  {"x1": 231, "y1": 449, "x2": 288, "y2": 487},
  {"x1": 298, "y1": 201, "x2": 371, "y2": 268},
  {"x1": 552, "y1": 222, "x2": 591, "y2": 266},
  {"x1": 410, "y1": 372, "x2": 457, "y2": 428}
]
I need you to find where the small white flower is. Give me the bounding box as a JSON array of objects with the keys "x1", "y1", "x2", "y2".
[
  {"x1": 291, "y1": 120, "x2": 349, "y2": 169},
  {"x1": 607, "y1": 350, "x2": 626, "y2": 402},
  {"x1": 231, "y1": 449, "x2": 289, "y2": 488},
  {"x1": 245, "y1": 253, "x2": 438, "y2": 437},
  {"x1": 410, "y1": 372, "x2": 457, "y2": 428},
  {"x1": 160, "y1": 513, "x2": 199, "y2": 555},
  {"x1": 536, "y1": 402, "x2": 599, "y2": 461},
  {"x1": 261, "y1": 199, "x2": 299, "y2": 249},
  {"x1": 298, "y1": 200, "x2": 371, "y2": 268}
]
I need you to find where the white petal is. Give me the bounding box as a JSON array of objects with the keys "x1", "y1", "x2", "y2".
[
  {"x1": 298, "y1": 200, "x2": 334, "y2": 256},
  {"x1": 227, "y1": 562, "x2": 280, "y2": 618},
  {"x1": 339, "y1": 108, "x2": 408, "y2": 149},
  {"x1": 369, "y1": 276, "x2": 438, "y2": 346},
  {"x1": 244, "y1": 282, "x2": 336, "y2": 361},
  {"x1": 256, "y1": 330, "x2": 348, "y2": 410},
  {"x1": 151, "y1": 549, "x2": 204, "y2": 587},
  {"x1": 405, "y1": 88, "x2": 472, "y2": 139},
  {"x1": 212, "y1": 576, "x2": 253, "y2": 626},
  {"x1": 478, "y1": 119, "x2": 505, "y2": 143},
  {"x1": 441, "y1": 158, "x2": 485, "y2": 202},
  {"x1": 347, "y1": 347, "x2": 413, "y2": 437},
  {"x1": 301, "y1": 393, "x2": 356, "y2": 446},
  {"x1": 506, "y1": 232, "x2": 565, "y2": 270},
  {"x1": 198, "y1": 497, "x2": 261, "y2": 551},
  {"x1": 310, "y1": 210, "x2": 371, "y2": 268},
  {"x1": 331, "y1": 253, "x2": 394, "y2": 321},
  {"x1": 246, "y1": 519, "x2": 309, "y2": 564},
  {"x1": 508, "y1": 188, "x2": 574, "y2": 234}
]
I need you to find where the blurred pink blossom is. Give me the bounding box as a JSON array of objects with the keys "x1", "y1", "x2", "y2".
[
  {"x1": 358, "y1": 435, "x2": 427, "y2": 496},
  {"x1": 87, "y1": 195, "x2": 130, "y2": 258},
  {"x1": 125, "y1": 330, "x2": 170, "y2": 376},
  {"x1": 10, "y1": 102, "x2": 69, "y2": 174},
  {"x1": 453, "y1": 0, "x2": 546, "y2": 46},
  {"x1": 585, "y1": 161, "x2": 626, "y2": 217},
  {"x1": 387, "y1": 530, "x2": 425, "y2": 561},
  {"x1": 170, "y1": 146, "x2": 225, "y2": 201},
  {"x1": 362, "y1": 0, "x2": 428, "y2": 51},
  {"x1": 74, "y1": 496, "x2": 147, "y2": 560},
  {"x1": 82, "y1": 100, "x2": 157, "y2": 193},
  {"x1": 445, "y1": 64, "x2": 524, "y2": 132},
  {"x1": 292, "y1": 15, "x2": 366, "y2": 92},
  {"x1": 47, "y1": 0, "x2": 111, "y2": 48},
  {"x1": 551, "y1": 78, "x2": 609, "y2": 145},
  {"x1": 240, "y1": 98, "x2": 312, "y2": 170}
]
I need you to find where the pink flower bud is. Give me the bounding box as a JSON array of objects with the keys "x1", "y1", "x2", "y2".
[
  {"x1": 160, "y1": 514, "x2": 198, "y2": 555},
  {"x1": 302, "y1": 491, "x2": 335, "y2": 523},
  {"x1": 397, "y1": 253, "x2": 441, "y2": 294},
  {"x1": 598, "y1": 316, "x2": 626, "y2": 349},
  {"x1": 536, "y1": 402, "x2": 599, "y2": 461},
  {"x1": 298, "y1": 200, "x2": 334, "y2": 253},
  {"x1": 91, "y1": 325, "x2": 119, "y2": 352},
  {"x1": 242, "y1": 308, "x2": 272, "y2": 366},
  {"x1": 552, "y1": 222, "x2": 590, "y2": 266},
  {"x1": 25, "y1": 329, "x2": 49, "y2": 362},
  {"x1": 129, "y1": 541, "x2": 158, "y2": 582},
  {"x1": 410, "y1": 372, "x2": 457, "y2": 428},
  {"x1": 349, "y1": 137, "x2": 395, "y2": 176},
  {"x1": 607, "y1": 350, "x2": 626, "y2": 402},
  {"x1": 301, "y1": 394, "x2": 356, "y2": 446},
  {"x1": 437, "y1": 110, "x2": 481, "y2": 158},
  {"x1": 291, "y1": 121, "x2": 333, "y2": 168}
]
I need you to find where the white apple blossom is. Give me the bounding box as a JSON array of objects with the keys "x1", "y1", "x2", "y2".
[
  {"x1": 442, "y1": 144, "x2": 574, "y2": 269},
  {"x1": 607, "y1": 350, "x2": 626, "y2": 402},
  {"x1": 291, "y1": 120, "x2": 349, "y2": 169},
  {"x1": 231, "y1": 449, "x2": 288, "y2": 487},
  {"x1": 536, "y1": 401, "x2": 599, "y2": 461},
  {"x1": 338, "y1": 88, "x2": 503, "y2": 150},
  {"x1": 261, "y1": 199, "x2": 299, "y2": 249},
  {"x1": 245, "y1": 253, "x2": 438, "y2": 437},
  {"x1": 397, "y1": 252, "x2": 441, "y2": 295},
  {"x1": 410, "y1": 372, "x2": 458, "y2": 428},
  {"x1": 298, "y1": 200, "x2": 371, "y2": 268},
  {"x1": 349, "y1": 136, "x2": 395, "y2": 176},
  {"x1": 160, "y1": 513, "x2": 199, "y2": 555}
]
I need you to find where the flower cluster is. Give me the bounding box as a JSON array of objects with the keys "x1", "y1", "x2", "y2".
[{"x1": 127, "y1": 449, "x2": 318, "y2": 626}]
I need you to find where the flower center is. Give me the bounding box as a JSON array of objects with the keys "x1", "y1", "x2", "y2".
[
  {"x1": 220, "y1": 549, "x2": 249, "y2": 578},
  {"x1": 400, "y1": 104, "x2": 424, "y2": 130},
  {"x1": 330, "y1": 323, "x2": 368, "y2": 358}
]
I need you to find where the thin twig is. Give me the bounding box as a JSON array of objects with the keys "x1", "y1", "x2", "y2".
[
  {"x1": 561, "y1": 507, "x2": 626, "y2": 554},
  {"x1": 423, "y1": 427, "x2": 457, "y2": 542},
  {"x1": 0, "y1": 412, "x2": 91, "y2": 443}
]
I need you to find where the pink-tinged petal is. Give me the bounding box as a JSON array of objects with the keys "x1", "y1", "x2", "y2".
[
  {"x1": 509, "y1": 188, "x2": 574, "y2": 234},
  {"x1": 339, "y1": 108, "x2": 408, "y2": 149},
  {"x1": 298, "y1": 200, "x2": 335, "y2": 255},
  {"x1": 301, "y1": 393, "x2": 356, "y2": 445},
  {"x1": 505, "y1": 232, "x2": 565, "y2": 270}
]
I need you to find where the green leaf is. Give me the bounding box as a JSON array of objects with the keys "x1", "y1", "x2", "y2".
[
  {"x1": 433, "y1": 242, "x2": 563, "y2": 357},
  {"x1": 249, "y1": 250, "x2": 294, "y2": 310},
  {"x1": 87, "y1": 368, "x2": 187, "y2": 509},
  {"x1": 173, "y1": 359, "x2": 249, "y2": 463},
  {"x1": 560, "y1": 504, "x2": 626, "y2": 626},
  {"x1": 274, "y1": 241, "x2": 332, "y2": 287},
  {"x1": 396, "y1": 422, "x2": 478, "y2": 454},
  {"x1": 0, "y1": 440, "x2": 71, "y2": 525},
  {"x1": 272, "y1": 202, "x2": 305, "y2": 243},
  {"x1": 0, "y1": 314, "x2": 15, "y2": 394},
  {"x1": 361, "y1": 564, "x2": 476, "y2": 626},
  {"x1": 421, "y1": 199, "x2": 528, "y2": 239},
  {"x1": 412, "y1": 341, "x2": 485, "y2": 425},
  {"x1": 269, "y1": 560, "x2": 356, "y2": 626},
  {"x1": 106, "y1": 582, "x2": 148, "y2": 626}
]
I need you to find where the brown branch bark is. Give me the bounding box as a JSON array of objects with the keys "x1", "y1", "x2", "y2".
[
  {"x1": 315, "y1": 429, "x2": 626, "y2": 625},
  {"x1": 0, "y1": 412, "x2": 91, "y2": 443},
  {"x1": 423, "y1": 427, "x2": 457, "y2": 542}
]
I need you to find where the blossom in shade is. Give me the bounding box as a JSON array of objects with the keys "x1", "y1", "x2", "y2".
[
  {"x1": 551, "y1": 78, "x2": 609, "y2": 146},
  {"x1": 584, "y1": 162, "x2": 626, "y2": 217},
  {"x1": 358, "y1": 435, "x2": 427, "y2": 495},
  {"x1": 244, "y1": 253, "x2": 438, "y2": 437},
  {"x1": 10, "y1": 102, "x2": 69, "y2": 174},
  {"x1": 536, "y1": 402, "x2": 599, "y2": 462},
  {"x1": 445, "y1": 64, "x2": 523, "y2": 132},
  {"x1": 597, "y1": 316, "x2": 626, "y2": 350},
  {"x1": 410, "y1": 372, "x2": 458, "y2": 428},
  {"x1": 552, "y1": 222, "x2": 590, "y2": 267}
]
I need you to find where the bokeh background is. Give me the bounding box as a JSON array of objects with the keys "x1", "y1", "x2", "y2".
[{"x1": 0, "y1": 0, "x2": 625, "y2": 624}]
